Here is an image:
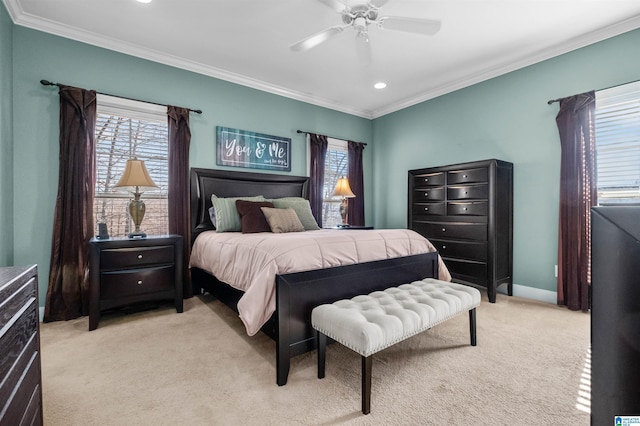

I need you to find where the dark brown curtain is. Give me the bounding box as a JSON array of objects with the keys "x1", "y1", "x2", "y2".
[
  {"x1": 555, "y1": 91, "x2": 596, "y2": 311},
  {"x1": 309, "y1": 133, "x2": 328, "y2": 227},
  {"x1": 167, "y1": 106, "x2": 192, "y2": 298},
  {"x1": 44, "y1": 86, "x2": 97, "y2": 322},
  {"x1": 347, "y1": 141, "x2": 365, "y2": 226}
]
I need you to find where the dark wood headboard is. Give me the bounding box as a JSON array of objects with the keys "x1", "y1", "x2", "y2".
[{"x1": 190, "y1": 168, "x2": 310, "y2": 243}]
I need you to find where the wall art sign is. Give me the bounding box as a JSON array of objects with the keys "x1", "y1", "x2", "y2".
[{"x1": 216, "y1": 126, "x2": 291, "y2": 171}]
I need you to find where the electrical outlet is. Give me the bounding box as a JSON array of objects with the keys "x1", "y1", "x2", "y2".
[{"x1": 554, "y1": 264, "x2": 558, "y2": 278}]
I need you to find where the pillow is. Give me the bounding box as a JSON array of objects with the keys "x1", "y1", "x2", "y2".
[
  {"x1": 235, "y1": 200, "x2": 274, "y2": 233},
  {"x1": 269, "y1": 197, "x2": 320, "y2": 230},
  {"x1": 208, "y1": 207, "x2": 217, "y2": 228},
  {"x1": 260, "y1": 207, "x2": 305, "y2": 233},
  {"x1": 211, "y1": 195, "x2": 265, "y2": 232}
]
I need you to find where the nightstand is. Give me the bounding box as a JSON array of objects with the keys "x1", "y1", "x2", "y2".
[{"x1": 89, "y1": 234, "x2": 183, "y2": 331}]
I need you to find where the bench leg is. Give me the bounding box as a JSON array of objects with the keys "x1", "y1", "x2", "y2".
[
  {"x1": 317, "y1": 331, "x2": 326, "y2": 379},
  {"x1": 469, "y1": 308, "x2": 477, "y2": 346},
  {"x1": 362, "y1": 355, "x2": 372, "y2": 415}
]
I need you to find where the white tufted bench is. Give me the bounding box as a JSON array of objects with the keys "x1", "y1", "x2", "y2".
[{"x1": 311, "y1": 278, "x2": 481, "y2": 414}]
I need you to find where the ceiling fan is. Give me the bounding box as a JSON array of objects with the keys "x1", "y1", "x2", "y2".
[{"x1": 289, "y1": 0, "x2": 441, "y2": 54}]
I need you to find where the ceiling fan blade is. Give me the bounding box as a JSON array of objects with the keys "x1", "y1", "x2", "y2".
[
  {"x1": 379, "y1": 17, "x2": 442, "y2": 35},
  {"x1": 316, "y1": 0, "x2": 349, "y2": 13},
  {"x1": 289, "y1": 26, "x2": 345, "y2": 52},
  {"x1": 368, "y1": 0, "x2": 389, "y2": 8}
]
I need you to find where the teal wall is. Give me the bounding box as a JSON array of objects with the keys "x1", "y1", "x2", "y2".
[
  {"x1": 9, "y1": 25, "x2": 372, "y2": 305},
  {"x1": 0, "y1": 5, "x2": 13, "y2": 266},
  {"x1": 373, "y1": 28, "x2": 640, "y2": 294}
]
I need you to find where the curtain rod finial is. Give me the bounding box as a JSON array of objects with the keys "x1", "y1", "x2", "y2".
[{"x1": 40, "y1": 79, "x2": 55, "y2": 86}]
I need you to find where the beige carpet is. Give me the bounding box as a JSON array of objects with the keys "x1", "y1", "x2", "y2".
[{"x1": 40, "y1": 292, "x2": 590, "y2": 425}]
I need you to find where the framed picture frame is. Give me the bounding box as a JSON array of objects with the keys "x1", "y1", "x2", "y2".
[{"x1": 216, "y1": 126, "x2": 291, "y2": 172}]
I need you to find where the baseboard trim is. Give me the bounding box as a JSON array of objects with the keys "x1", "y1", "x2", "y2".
[{"x1": 498, "y1": 283, "x2": 557, "y2": 304}]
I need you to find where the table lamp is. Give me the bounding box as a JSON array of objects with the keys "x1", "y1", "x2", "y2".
[
  {"x1": 332, "y1": 176, "x2": 355, "y2": 227},
  {"x1": 115, "y1": 158, "x2": 158, "y2": 238}
]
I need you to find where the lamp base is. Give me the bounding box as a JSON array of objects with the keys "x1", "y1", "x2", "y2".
[{"x1": 128, "y1": 231, "x2": 147, "y2": 239}]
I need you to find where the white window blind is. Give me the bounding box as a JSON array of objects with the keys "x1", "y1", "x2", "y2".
[
  {"x1": 595, "y1": 81, "x2": 640, "y2": 205},
  {"x1": 94, "y1": 94, "x2": 169, "y2": 237},
  {"x1": 322, "y1": 138, "x2": 348, "y2": 227}
]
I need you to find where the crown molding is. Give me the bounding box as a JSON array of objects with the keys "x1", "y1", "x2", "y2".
[
  {"x1": 370, "y1": 14, "x2": 640, "y2": 118},
  {"x1": 5, "y1": 0, "x2": 639, "y2": 121}
]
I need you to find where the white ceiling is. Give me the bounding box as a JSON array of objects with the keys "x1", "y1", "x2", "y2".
[{"x1": 5, "y1": 0, "x2": 640, "y2": 118}]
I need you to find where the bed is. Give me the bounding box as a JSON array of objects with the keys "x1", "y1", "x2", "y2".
[{"x1": 189, "y1": 167, "x2": 449, "y2": 385}]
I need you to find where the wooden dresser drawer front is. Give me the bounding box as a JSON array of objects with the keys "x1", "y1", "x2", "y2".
[
  {"x1": 412, "y1": 202, "x2": 446, "y2": 216},
  {"x1": 447, "y1": 168, "x2": 488, "y2": 184},
  {"x1": 0, "y1": 299, "x2": 38, "y2": 380},
  {"x1": 101, "y1": 245, "x2": 175, "y2": 269},
  {"x1": 414, "y1": 221, "x2": 487, "y2": 241},
  {"x1": 0, "y1": 277, "x2": 36, "y2": 329},
  {"x1": 431, "y1": 239, "x2": 487, "y2": 262},
  {"x1": 446, "y1": 259, "x2": 488, "y2": 286},
  {"x1": 413, "y1": 187, "x2": 445, "y2": 201},
  {"x1": 447, "y1": 201, "x2": 488, "y2": 216},
  {"x1": 447, "y1": 184, "x2": 488, "y2": 200},
  {"x1": 413, "y1": 172, "x2": 445, "y2": 187},
  {"x1": 100, "y1": 266, "x2": 174, "y2": 299}
]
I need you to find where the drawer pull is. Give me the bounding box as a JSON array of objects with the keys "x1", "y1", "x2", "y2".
[
  {"x1": 137, "y1": 254, "x2": 143, "y2": 260},
  {"x1": 464, "y1": 191, "x2": 468, "y2": 195},
  {"x1": 442, "y1": 245, "x2": 446, "y2": 249},
  {"x1": 137, "y1": 280, "x2": 143, "y2": 285},
  {"x1": 464, "y1": 207, "x2": 468, "y2": 211},
  {"x1": 424, "y1": 192, "x2": 429, "y2": 197},
  {"x1": 424, "y1": 207, "x2": 429, "y2": 211},
  {"x1": 424, "y1": 178, "x2": 429, "y2": 182},
  {"x1": 442, "y1": 227, "x2": 446, "y2": 232},
  {"x1": 463, "y1": 174, "x2": 468, "y2": 178}
]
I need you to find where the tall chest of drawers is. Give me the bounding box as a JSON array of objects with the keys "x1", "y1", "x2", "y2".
[
  {"x1": 408, "y1": 159, "x2": 513, "y2": 302},
  {"x1": 0, "y1": 265, "x2": 43, "y2": 426}
]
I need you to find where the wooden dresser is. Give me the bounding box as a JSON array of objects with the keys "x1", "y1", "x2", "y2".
[
  {"x1": 0, "y1": 265, "x2": 43, "y2": 426},
  {"x1": 408, "y1": 159, "x2": 513, "y2": 302}
]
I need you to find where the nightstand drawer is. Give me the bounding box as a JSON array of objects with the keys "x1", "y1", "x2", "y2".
[
  {"x1": 100, "y1": 265, "x2": 174, "y2": 299},
  {"x1": 101, "y1": 245, "x2": 175, "y2": 269}
]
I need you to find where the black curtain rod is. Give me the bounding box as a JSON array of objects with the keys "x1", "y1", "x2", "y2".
[
  {"x1": 547, "y1": 78, "x2": 640, "y2": 105},
  {"x1": 296, "y1": 129, "x2": 367, "y2": 146},
  {"x1": 40, "y1": 79, "x2": 203, "y2": 114}
]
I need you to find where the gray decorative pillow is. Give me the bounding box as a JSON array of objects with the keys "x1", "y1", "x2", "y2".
[
  {"x1": 260, "y1": 207, "x2": 305, "y2": 233},
  {"x1": 269, "y1": 197, "x2": 320, "y2": 230},
  {"x1": 208, "y1": 207, "x2": 217, "y2": 228},
  {"x1": 211, "y1": 194, "x2": 265, "y2": 232}
]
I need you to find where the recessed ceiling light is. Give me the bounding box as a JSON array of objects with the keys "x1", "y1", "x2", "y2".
[
  {"x1": 374, "y1": 82, "x2": 387, "y2": 89},
  {"x1": 136, "y1": 0, "x2": 152, "y2": 3}
]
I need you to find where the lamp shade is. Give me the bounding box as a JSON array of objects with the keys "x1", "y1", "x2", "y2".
[
  {"x1": 115, "y1": 159, "x2": 158, "y2": 189},
  {"x1": 332, "y1": 176, "x2": 355, "y2": 198}
]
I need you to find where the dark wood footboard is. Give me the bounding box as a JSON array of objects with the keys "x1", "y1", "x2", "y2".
[{"x1": 275, "y1": 252, "x2": 439, "y2": 386}]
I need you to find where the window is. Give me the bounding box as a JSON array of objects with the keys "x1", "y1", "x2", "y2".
[
  {"x1": 595, "y1": 81, "x2": 640, "y2": 205},
  {"x1": 322, "y1": 138, "x2": 348, "y2": 227},
  {"x1": 94, "y1": 95, "x2": 169, "y2": 237}
]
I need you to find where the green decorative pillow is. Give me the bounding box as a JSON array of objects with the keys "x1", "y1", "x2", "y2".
[
  {"x1": 211, "y1": 194, "x2": 265, "y2": 232},
  {"x1": 260, "y1": 207, "x2": 305, "y2": 233},
  {"x1": 269, "y1": 197, "x2": 320, "y2": 230}
]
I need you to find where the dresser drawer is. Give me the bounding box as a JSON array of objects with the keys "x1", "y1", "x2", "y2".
[
  {"x1": 447, "y1": 201, "x2": 488, "y2": 216},
  {"x1": 447, "y1": 168, "x2": 488, "y2": 184},
  {"x1": 447, "y1": 184, "x2": 488, "y2": 200},
  {"x1": 412, "y1": 202, "x2": 446, "y2": 216},
  {"x1": 446, "y1": 259, "x2": 488, "y2": 287},
  {"x1": 413, "y1": 221, "x2": 487, "y2": 241},
  {"x1": 101, "y1": 245, "x2": 175, "y2": 269},
  {"x1": 413, "y1": 172, "x2": 445, "y2": 187},
  {"x1": 100, "y1": 265, "x2": 174, "y2": 300},
  {"x1": 430, "y1": 239, "x2": 487, "y2": 262},
  {"x1": 413, "y1": 187, "x2": 445, "y2": 201}
]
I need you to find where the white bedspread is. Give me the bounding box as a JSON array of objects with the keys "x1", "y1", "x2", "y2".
[{"x1": 189, "y1": 228, "x2": 451, "y2": 336}]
